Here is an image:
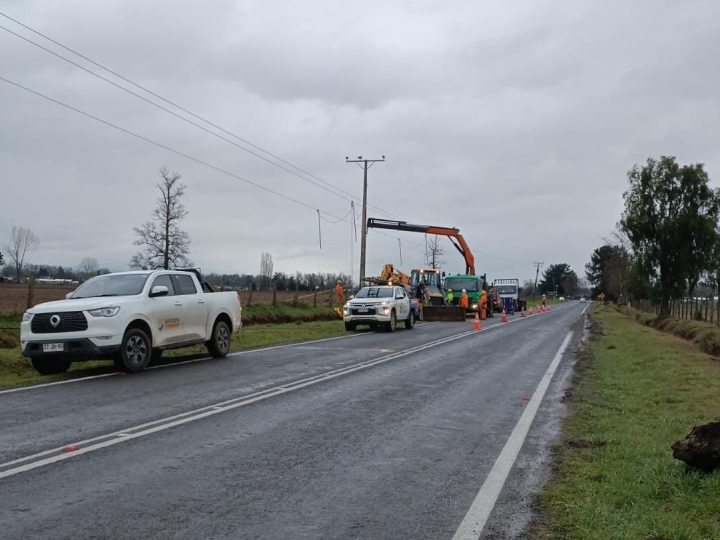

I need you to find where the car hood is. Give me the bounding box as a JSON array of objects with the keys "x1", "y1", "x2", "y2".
[{"x1": 28, "y1": 297, "x2": 138, "y2": 313}]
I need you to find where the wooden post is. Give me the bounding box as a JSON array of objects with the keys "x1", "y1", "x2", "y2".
[
  {"x1": 26, "y1": 273, "x2": 35, "y2": 310},
  {"x1": 272, "y1": 287, "x2": 277, "y2": 306},
  {"x1": 313, "y1": 290, "x2": 317, "y2": 307},
  {"x1": 247, "y1": 289, "x2": 253, "y2": 306}
]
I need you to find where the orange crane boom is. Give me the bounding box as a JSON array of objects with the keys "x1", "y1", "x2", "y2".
[{"x1": 367, "y1": 219, "x2": 476, "y2": 275}]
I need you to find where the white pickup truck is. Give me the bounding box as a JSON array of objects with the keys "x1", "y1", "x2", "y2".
[
  {"x1": 343, "y1": 285, "x2": 419, "y2": 332},
  {"x1": 20, "y1": 270, "x2": 242, "y2": 374}
]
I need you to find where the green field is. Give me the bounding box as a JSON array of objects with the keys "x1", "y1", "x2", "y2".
[{"x1": 535, "y1": 305, "x2": 720, "y2": 539}]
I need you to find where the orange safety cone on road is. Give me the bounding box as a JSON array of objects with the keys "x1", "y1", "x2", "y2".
[
  {"x1": 520, "y1": 307, "x2": 526, "y2": 318},
  {"x1": 537, "y1": 304, "x2": 542, "y2": 313},
  {"x1": 528, "y1": 306, "x2": 534, "y2": 315},
  {"x1": 546, "y1": 304, "x2": 551, "y2": 312},
  {"x1": 501, "y1": 309, "x2": 508, "y2": 323},
  {"x1": 473, "y1": 312, "x2": 481, "y2": 331}
]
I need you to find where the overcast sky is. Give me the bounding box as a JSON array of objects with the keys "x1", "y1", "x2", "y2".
[{"x1": 2, "y1": 0, "x2": 719, "y2": 285}]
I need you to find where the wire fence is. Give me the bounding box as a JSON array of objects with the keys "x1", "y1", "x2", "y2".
[{"x1": 635, "y1": 297, "x2": 720, "y2": 324}]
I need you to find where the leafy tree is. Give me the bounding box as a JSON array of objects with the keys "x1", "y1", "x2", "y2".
[
  {"x1": 620, "y1": 156, "x2": 720, "y2": 314},
  {"x1": 586, "y1": 244, "x2": 632, "y2": 301},
  {"x1": 130, "y1": 168, "x2": 192, "y2": 270},
  {"x1": 4, "y1": 226, "x2": 39, "y2": 283},
  {"x1": 538, "y1": 263, "x2": 578, "y2": 296}
]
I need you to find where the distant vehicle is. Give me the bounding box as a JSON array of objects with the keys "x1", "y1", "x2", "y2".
[
  {"x1": 559, "y1": 296, "x2": 565, "y2": 301},
  {"x1": 343, "y1": 285, "x2": 419, "y2": 332},
  {"x1": 492, "y1": 278, "x2": 526, "y2": 314},
  {"x1": 580, "y1": 296, "x2": 587, "y2": 303},
  {"x1": 20, "y1": 270, "x2": 242, "y2": 374}
]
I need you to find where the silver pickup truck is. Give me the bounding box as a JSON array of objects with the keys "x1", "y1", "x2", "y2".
[
  {"x1": 343, "y1": 285, "x2": 419, "y2": 332},
  {"x1": 20, "y1": 270, "x2": 242, "y2": 374}
]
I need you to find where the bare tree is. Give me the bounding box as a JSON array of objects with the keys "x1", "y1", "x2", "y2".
[
  {"x1": 130, "y1": 168, "x2": 192, "y2": 269},
  {"x1": 78, "y1": 257, "x2": 99, "y2": 276},
  {"x1": 522, "y1": 279, "x2": 535, "y2": 298},
  {"x1": 260, "y1": 252, "x2": 273, "y2": 290},
  {"x1": 4, "y1": 226, "x2": 39, "y2": 283},
  {"x1": 425, "y1": 235, "x2": 445, "y2": 269}
]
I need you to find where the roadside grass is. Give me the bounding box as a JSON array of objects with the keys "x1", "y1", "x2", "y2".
[
  {"x1": 534, "y1": 304, "x2": 720, "y2": 539},
  {"x1": 0, "y1": 307, "x2": 346, "y2": 389}
]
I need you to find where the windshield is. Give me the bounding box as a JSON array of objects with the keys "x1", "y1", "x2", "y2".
[
  {"x1": 444, "y1": 278, "x2": 479, "y2": 292},
  {"x1": 71, "y1": 274, "x2": 149, "y2": 299},
  {"x1": 496, "y1": 285, "x2": 517, "y2": 295},
  {"x1": 411, "y1": 272, "x2": 441, "y2": 287},
  {"x1": 354, "y1": 287, "x2": 394, "y2": 299}
]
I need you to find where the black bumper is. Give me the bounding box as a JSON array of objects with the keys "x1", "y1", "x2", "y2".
[{"x1": 23, "y1": 338, "x2": 121, "y2": 361}]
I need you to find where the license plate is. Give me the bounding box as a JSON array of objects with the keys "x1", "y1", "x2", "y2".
[
  {"x1": 42, "y1": 343, "x2": 64, "y2": 353},
  {"x1": 358, "y1": 308, "x2": 369, "y2": 313}
]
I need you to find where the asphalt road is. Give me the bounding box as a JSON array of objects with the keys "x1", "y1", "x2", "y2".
[{"x1": 0, "y1": 302, "x2": 588, "y2": 539}]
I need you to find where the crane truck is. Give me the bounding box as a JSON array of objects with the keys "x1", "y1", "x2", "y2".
[{"x1": 367, "y1": 218, "x2": 483, "y2": 321}]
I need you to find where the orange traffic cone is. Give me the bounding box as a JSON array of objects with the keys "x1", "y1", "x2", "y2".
[
  {"x1": 501, "y1": 309, "x2": 508, "y2": 323},
  {"x1": 473, "y1": 312, "x2": 481, "y2": 331},
  {"x1": 520, "y1": 307, "x2": 526, "y2": 318},
  {"x1": 537, "y1": 304, "x2": 542, "y2": 313},
  {"x1": 528, "y1": 306, "x2": 534, "y2": 315},
  {"x1": 546, "y1": 304, "x2": 551, "y2": 312}
]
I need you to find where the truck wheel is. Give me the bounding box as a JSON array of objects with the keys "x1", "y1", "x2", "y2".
[
  {"x1": 116, "y1": 327, "x2": 152, "y2": 372},
  {"x1": 405, "y1": 311, "x2": 415, "y2": 329},
  {"x1": 344, "y1": 322, "x2": 356, "y2": 331},
  {"x1": 30, "y1": 357, "x2": 71, "y2": 375},
  {"x1": 206, "y1": 320, "x2": 231, "y2": 358},
  {"x1": 387, "y1": 310, "x2": 397, "y2": 332}
]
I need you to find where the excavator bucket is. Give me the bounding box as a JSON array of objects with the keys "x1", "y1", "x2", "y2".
[{"x1": 422, "y1": 305, "x2": 467, "y2": 322}]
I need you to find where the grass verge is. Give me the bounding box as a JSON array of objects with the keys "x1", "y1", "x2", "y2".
[
  {"x1": 534, "y1": 304, "x2": 720, "y2": 539},
  {"x1": 0, "y1": 318, "x2": 347, "y2": 389}
]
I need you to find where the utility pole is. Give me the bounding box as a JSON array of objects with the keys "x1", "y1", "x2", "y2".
[
  {"x1": 345, "y1": 155, "x2": 385, "y2": 284},
  {"x1": 533, "y1": 261, "x2": 543, "y2": 299}
]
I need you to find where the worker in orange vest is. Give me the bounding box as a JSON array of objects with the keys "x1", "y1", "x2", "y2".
[
  {"x1": 479, "y1": 289, "x2": 488, "y2": 320},
  {"x1": 335, "y1": 280, "x2": 344, "y2": 304},
  {"x1": 459, "y1": 289, "x2": 469, "y2": 310}
]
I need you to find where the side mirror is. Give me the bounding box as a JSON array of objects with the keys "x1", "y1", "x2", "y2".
[
  {"x1": 150, "y1": 285, "x2": 169, "y2": 298},
  {"x1": 65, "y1": 292, "x2": 73, "y2": 299},
  {"x1": 349, "y1": 295, "x2": 355, "y2": 300},
  {"x1": 395, "y1": 293, "x2": 403, "y2": 299}
]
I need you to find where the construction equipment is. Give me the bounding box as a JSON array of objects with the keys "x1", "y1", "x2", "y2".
[
  {"x1": 367, "y1": 218, "x2": 475, "y2": 322},
  {"x1": 364, "y1": 263, "x2": 412, "y2": 287},
  {"x1": 367, "y1": 218, "x2": 476, "y2": 274}
]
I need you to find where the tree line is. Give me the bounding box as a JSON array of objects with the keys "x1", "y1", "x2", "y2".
[{"x1": 586, "y1": 156, "x2": 720, "y2": 315}]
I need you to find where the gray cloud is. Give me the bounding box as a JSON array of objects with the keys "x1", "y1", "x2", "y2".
[{"x1": 2, "y1": 0, "x2": 720, "y2": 285}]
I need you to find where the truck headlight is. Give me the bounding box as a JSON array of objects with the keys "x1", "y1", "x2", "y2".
[
  {"x1": 471, "y1": 303, "x2": 478, "y2": 309},
  {"x1": 88, "y1": 306, "x2": 121, "y2": 317},
  {"x1": 343, "y1": 304, "x2": 350, "y2": 314},
  {"x1": 22, "y1": 311, "x2": 33, "y2": 322}
]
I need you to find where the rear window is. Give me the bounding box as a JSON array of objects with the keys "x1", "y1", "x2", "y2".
[{"x1": 171, "y1": 274, "x2": 198, "y2": 295}]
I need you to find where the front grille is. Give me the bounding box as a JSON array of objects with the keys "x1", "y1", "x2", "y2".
[
  {"x1": 31, "y1": 311, "x2": 88, "y2": 334},
  {"x1": 351, "y1": 307, "x2": 377, "y2": 315}
]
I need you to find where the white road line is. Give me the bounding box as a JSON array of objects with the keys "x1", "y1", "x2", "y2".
[
  {"x1": 0, "y1": 329, "x2": 376, "y2": 395},
  {"x1": 0, "y1": 308, "x2": 583, "y2": 479},
  {"x1": 0, "y1": 327, "x2": 483, "y2": 479},
  {"x1": 452, "y1": 331, "x2": 574, "y2": 540}
]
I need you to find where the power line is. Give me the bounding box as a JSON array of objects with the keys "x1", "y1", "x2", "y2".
[
  {"x1": 0, "y1": 12, "x2": 399, "y2": 219},
  {"x1": 0, "y1": 75, "x2": 350, "y2": 221}
]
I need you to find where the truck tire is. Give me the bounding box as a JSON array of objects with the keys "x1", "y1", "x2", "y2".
[
  {"x1": 31, "y1": 357, "x2": 71, "y2": 375},
  {"x1": 387, "y1": 310, "x2": 397, "y2": 332},
  {"x1": 344, "y1": 322, "x2": 356, "y2": 331},
  {"x1": 116, "y1": 327, "x2": 152, "y2": 372},
  {"x1": 405, "y1": 311, "x2": 415, "y2": 330},
  {"x1": 206, "y1": 319, "x2": 231, "y2": 358}
]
